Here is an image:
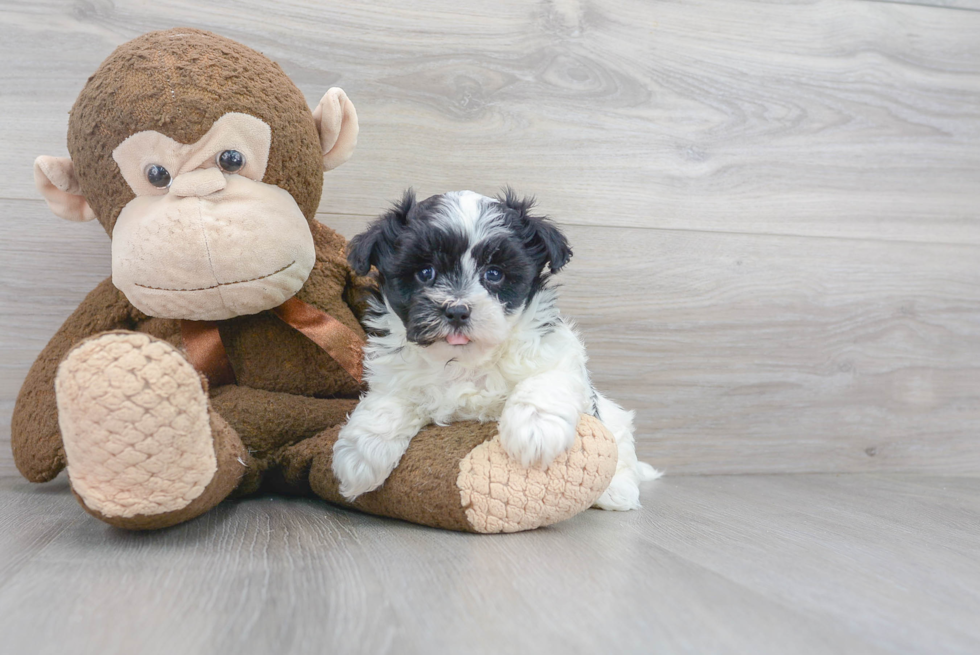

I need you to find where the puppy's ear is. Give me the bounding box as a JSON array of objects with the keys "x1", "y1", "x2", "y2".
[
  {"x1": 348, "y1": 189, "x2": 416, "y2": 275},
  {"x1": 498, "y1": 187, "x2": 572, "y2": 273}
]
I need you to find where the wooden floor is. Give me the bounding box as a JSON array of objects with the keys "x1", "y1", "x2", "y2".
[
  {"x1": 2, "y1": 0, "x2": 979, "y2": 476},
  {"x1": 0, "y1": 473, "x2": 977, "y2": 655},
  {"x1": 1, "y1": 2, "x2": 979, "y2": 653}
]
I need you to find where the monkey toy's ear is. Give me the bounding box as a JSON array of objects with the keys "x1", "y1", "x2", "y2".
[
  {"x1": 312, "y1": 87, "x2": 359, "y2": 172},
  {"x1": 33, "y1": 156, "x2": 97, "y2": 222}
]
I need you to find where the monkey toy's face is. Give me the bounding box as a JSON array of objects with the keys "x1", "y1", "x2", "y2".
[
  {"x1": 110, "y1": 113, "x2": 314, "y2": 320},
  {"x1": 32, "y1": 28, "x2": 359, "y2": 322}
]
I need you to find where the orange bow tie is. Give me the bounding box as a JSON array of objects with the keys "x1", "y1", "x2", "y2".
[{"x1": 180, "y1": 296, "x2": 364, "y2": 388}]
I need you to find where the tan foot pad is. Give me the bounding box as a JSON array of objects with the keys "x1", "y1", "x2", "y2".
[
  {"x1": 55, "y1": 332, "x2": 216, "y2": 518},
  {"x1": 458, "y1": 414, "x2": 618, "y2": 533}
]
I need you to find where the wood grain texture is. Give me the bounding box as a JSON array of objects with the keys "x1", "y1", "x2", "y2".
[
  {"x1": 871, "y1": 0, "x2": 980, "y2": 11},
  {"x1": 1, "y1": 474, "x2": 978, "y2": 655},
  {"x1": 3, "y1": 202, "x2": 978, "y2": 477},
  {"x1": 3, "y1": 4, "x2": 979, "y2": 654},
  {"x1": 2, "y1": 0, "x2": 979, "y2": 477},
  {"x1": 1, "y1": 0, "x2": 979, "y2": 244},
  {"x1": 332, "y1": 213, "x2": 980, "y2": 475}
]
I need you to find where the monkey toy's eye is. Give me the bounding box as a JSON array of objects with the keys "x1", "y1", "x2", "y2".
[
  {"x1": 417, "y1": 266, "x2": 436, "y2": 283},
  {"x1": 217, "y1": 149, "x2": 246, "y2": 173},
  {"x1": 484, "y1": 266, "x2": 504, "y2": 283},
  {"x1": 145, "y1": 164, "x2": 172, "y2": 188}
]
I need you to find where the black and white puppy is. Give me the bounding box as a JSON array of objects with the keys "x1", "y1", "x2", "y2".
[{"x1": 333, "y1": 189, "x2": 659, "y2": 510}]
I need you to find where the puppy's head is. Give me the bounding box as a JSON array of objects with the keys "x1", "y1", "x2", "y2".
[{"x1": 348, "y1": 189, "x2": 571, "y2": 351}]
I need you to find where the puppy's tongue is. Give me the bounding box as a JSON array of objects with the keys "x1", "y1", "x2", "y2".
[{"x1": 446, "y1": 333, "x2": 470, "y2": 346}]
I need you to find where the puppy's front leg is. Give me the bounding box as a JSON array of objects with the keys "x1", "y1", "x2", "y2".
[
  {"x1": 333, "y1": 393, "x2": 428, "y2": 500},
  {"x1": 499, "y1": 369, "x2": 589, "y2": 469}
]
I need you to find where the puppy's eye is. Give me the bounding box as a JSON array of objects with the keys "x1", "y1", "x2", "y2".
[
  {"x1": 145, "y1": 164, "x2": 171, "y2": 188},
  {"x1": 417, "y1": 266, "x2": 436, "y2": 283},
  {"x1": 217, "y1": 149, "x2": 246, "y2": 173},
  {"x1": 484, "y1": 267, "x2": 504, "y2": 283}
]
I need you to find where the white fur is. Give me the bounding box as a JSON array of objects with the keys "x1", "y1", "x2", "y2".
[
  {"x1": 332, "y1": 192, "x2": 660, "y2": 508},
  {"x1": 432, "y1": 191, "x2": 509, "y2": 244}
]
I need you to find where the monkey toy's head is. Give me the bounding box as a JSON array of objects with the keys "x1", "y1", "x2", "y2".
[{"x1": 34, "y1": 28, "x2": 359, "y2": 321}]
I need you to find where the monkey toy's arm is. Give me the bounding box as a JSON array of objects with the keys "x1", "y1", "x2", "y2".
[{"x1": 11, "y1": 278, "x2": 135, "y2": 482}]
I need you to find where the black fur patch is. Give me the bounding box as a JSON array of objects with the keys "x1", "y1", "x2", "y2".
[
  {"x1": 348, "y1": 189, "x2": 573, "y2": 346},
  {"x1": 496, "y1": 187, "x2": 572, "y2": 275},
  {"x1": 470, "y1": 233, "x2": 537, "y2": 311}
]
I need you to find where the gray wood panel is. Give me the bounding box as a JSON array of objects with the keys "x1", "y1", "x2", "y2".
[
  {"x1": 2, "y1": 1, "x2": 979, "y2": 476},
  {"x1": 3, "y1": 4, "x2": 979, "y2": 654},
  {"x1": 336, "y1": 213, "x2": 980, "y2": 475},
  {"x1": 1, "y1": 474, "x2": 977, "y2": 655},
  {"x1": 3, "y1": 201, "x2": 978, "y2": 477},
  {"x1": 1, "y1": 0, "x2": 979, "y2": 244},
  {"x1": 871, "y1": 0, "x2": 980, "y2": 11}
]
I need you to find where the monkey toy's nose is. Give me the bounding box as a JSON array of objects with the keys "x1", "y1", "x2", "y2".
[
  {"x1": 169, "y1": 168, "x2": 227, "y2": 198},
  {"x1": 444, "y1": 304, "x2": 470, "y2": 327}
]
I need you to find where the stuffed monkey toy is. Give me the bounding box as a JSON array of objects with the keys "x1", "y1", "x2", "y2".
[{"x1": 13, "y1": 28, "x2": 617, "y2": 533}]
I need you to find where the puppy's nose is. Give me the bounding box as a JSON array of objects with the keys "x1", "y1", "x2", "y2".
[{"x1": 444, "y1": 304, "x2": 470, "y2": 326}]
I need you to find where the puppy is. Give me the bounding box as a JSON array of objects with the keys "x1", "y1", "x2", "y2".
[{"x1": 333, "y1": 189, "x2": 660, "y2": 510}]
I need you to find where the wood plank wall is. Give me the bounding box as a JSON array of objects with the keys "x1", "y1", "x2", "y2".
[{"x1": 1, "y1": 0, "x2": 978, "y2": 477}]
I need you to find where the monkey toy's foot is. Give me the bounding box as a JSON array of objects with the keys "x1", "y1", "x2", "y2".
[
  {"x1": 305, "y1": 414, "x2": 619, "y2": 533},
  {"x1": 455, "y1": 415, "x2": 619, "y2": 532},
  {"x1": 55, "y1": 332, "x2": 247, "y2": 529}
]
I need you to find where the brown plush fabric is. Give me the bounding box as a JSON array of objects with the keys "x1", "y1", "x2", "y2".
[
  {"x1": 14, "y1": 28, "x2": 616, "y2": 534},
  {"x1": 280, "y1": 416, "x2": 619, "y2": 534},
  {"x1": 306, "y1": 423, "x2": 499, "y2": 532},
  {"x1": 216, "y1": 221, "x2": 366, "y2": 398},
  {"x1": 67, "y1": 28, "x2": 323, "y2": 235},
  {"x1": 13, "y1": 218, "x2": 362, "y2": 484},
  {"x1": 210, "y1": 387, "x2": 357, "y2": 458}
]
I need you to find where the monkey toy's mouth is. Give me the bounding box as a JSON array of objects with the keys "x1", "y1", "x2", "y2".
[
  {"x1": 119, "y1": 254, "x2": 312, "y2": 321},
  {"x1": 119, "y1": 254, "x2": 311, "y2": 320},
  {"x1": 133, "y1": 261, "x2": 296, "y2": 292}
]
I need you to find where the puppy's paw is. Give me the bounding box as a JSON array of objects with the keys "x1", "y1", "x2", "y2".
[
  {"x1": 498, "y1": 402, "x2": 578, "y2": 469},
  {"x1": 332, "y1": 429, "x2": 410, "y2": 501},
  {"x1": 593, "y1": 469, "x2": 642, "y2": 511}
]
